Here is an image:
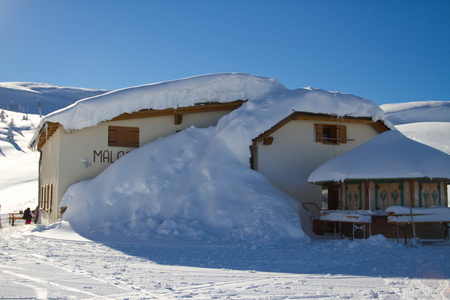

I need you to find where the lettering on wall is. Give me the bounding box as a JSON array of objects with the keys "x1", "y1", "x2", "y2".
[{"x1": 93, "y1": 150, "x2": 130, "y2": 164}]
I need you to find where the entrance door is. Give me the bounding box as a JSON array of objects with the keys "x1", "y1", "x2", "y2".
[{"x1": 328, "y1": 185, "x2": 340, "y2": 210}]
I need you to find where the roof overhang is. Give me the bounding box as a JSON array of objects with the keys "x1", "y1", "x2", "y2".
[
  {"x1": 30, "y1": 100, "x2": 246, "y2": 151},
  {"x1": 252, "y1": 111, "x2": 389, "y2": 146},
  {"x1": 310, "y1": 177, "x2": 449, "y2": 185}
]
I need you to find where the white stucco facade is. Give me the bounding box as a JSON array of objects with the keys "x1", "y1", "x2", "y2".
[
  {"x1": 251, "y1": 118, "x2": 382, "y2": 232},
  {"x1": 38, "y1": 109, "x2": 234, "y2": 224}
]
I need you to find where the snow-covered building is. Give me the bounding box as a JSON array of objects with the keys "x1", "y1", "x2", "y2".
[
  {"x1": 30, "y1": 73, "x2": 390, "y2": 241},
  {"x1": 29, "y1": 74, "x2": 279, "y2": 224},
  {"x1": 308, "y1": 130, "x2": 450, "y2": 240}
]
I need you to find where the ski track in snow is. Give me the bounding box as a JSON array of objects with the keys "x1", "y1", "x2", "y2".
[{"x1": 1, "y1": 225, "x2": 449, "y2": 299}]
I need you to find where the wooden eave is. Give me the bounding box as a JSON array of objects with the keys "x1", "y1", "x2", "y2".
[
  {"x1": 252, "y1": 112, "x2": 390, "y2": 146},
  {"x1": 312, "y1": 177, "x2": 449, "y2": 185},
  {"x1": 110, "y1": 100, "x2": 245, "y2": 121},
  {"x1": 36, "y1": 100, "x2": 246, "y2": 150},
  {"x1": 36, "y1": 122, "x2": 59, "y2": 150}
]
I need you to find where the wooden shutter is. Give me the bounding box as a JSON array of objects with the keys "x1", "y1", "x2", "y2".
[
  {"x1": 339, "y1": 125, "x2": 347, "y2": 143},
  {"x1": 108, "y1": 126, "x2": 140, "y2": 147},
  {"x1": 108, "y1": 126, "x2": 119, "y2": 146},
  {"x1": 315, "y1": 124, "x2": 324, "y2": 142}
]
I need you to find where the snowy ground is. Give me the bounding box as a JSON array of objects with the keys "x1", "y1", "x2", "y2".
[{"x1": 1, "y1": 222, "x2": 449, "y2": 299}]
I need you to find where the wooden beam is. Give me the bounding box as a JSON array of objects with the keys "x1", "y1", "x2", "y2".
[
  {"x1": 37, "y1": 122, "x2": 59, "y2": 150},
  {"x1": 110, "y1": 101, "x2": 245, "y2": 121},
  {"x1": 253, "y1": 112, "x2": 390, "y2": 145},
  {"x1": 263, "y1": 136, "x2": 273, "y2": 145}
]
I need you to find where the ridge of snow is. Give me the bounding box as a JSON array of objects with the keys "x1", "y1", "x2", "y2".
[{"x1": 308, "y1": 130, "x2": 450, "y2": 183}]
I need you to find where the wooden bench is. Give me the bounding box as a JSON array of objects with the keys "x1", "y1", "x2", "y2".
[{"x1": 8, "y1": 212, "x2": 23, "y2": 226}]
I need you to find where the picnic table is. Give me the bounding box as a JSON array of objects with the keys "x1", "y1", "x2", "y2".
[
  {"x1": 319, "y1": 210, "x2": 373, "y2": 239},
  {"x1": 8, "y1": 212, "x2": 23, "y2": 226}
]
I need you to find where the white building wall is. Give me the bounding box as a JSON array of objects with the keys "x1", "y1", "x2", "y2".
[
  {"x1": 255, "y1": 119, "x2": 380, "y2": 231},
  {"x1": 39, "y1": 110, "x2": 232, "y2": 224},
  {"x1": 39, "y1": 127, "x2": 62, "y2": 224}
]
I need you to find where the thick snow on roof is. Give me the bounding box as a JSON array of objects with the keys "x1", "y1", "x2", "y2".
[
  {"x1": 41, "y1": 73, "x2": 385, "y2": 132},
  {"x1": 215, "y1": 86, "x2": 385, "y2": 165},
  {"x1": 308, "y1": 130, "x2": 450, "y2": 183},
  {"x1": 43, "y1": 73, "x2": 287, "y2": 131}
]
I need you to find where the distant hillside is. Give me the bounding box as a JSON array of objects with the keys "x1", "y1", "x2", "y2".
[
  {"x1": 381, "y1": 101, "x2": 450, "y2": 155},
  {"x1": 0, "y1": 82, "x2": 108, "y2": 115},
  {"x1": 381, "y1": 101, "x2": 450, "y2": 126}
]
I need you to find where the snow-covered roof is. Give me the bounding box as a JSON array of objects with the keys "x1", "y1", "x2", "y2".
[
  {"x1": 42, "y1": 73, "x2": 287, "y2": 131},
  {"x1": 30, "y1": 73, "x2": 387, "y2": 150},
  {"x1": 308, "y1": 130, "x2": 450, "y2": 183}
]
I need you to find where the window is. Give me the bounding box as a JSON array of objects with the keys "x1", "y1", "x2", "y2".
[
  {"x1": 40, "y1": 183, "x2": 53, "y2": 212},
  {"x1": 108, "y1": 126, "x2": 140, "y2": 147},
  {"x1": 315, "y1": 124, "x2": 347, "y2": 144}
]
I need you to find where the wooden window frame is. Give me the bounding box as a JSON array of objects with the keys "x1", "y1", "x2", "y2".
[
  {"x1": 315, "y1": 124, "x2": 347, "y2": 144},
  {"x1": 108, "y1": 126, "x2": 140, "y2": 148},
  {"x1": 40, "y1": 183, "x2": 53, "y2": 213}
]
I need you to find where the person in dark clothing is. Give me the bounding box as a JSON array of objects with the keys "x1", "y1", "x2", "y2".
[{"x1": 23, "y1": 207, "x2": 32, "y2": 225}]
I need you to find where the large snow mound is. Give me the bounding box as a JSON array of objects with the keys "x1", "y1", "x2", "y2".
[
  {"x1": 381, "y1": 101, "x2": 450, "y2": 125},
  {"x1": 60, "y1": 126, "x2": 306, "y2": 246},
  {"x1": 308, "y1": 130, "x2": 450, "y2": 183}
]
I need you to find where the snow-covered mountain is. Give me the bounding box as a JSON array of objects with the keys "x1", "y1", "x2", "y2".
[
  {"x1": 0, "y1": 82, "x2": 108, "y2": 115},
  {"x1": 381, "y1": 101, "x2": 450, "y2": 126}
]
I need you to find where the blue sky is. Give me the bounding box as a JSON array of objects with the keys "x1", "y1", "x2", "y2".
[{"x1": 1, "y1": 0, "x2": 449, "y2": 105}]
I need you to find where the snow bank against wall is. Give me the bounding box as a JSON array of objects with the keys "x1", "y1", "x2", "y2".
[{"x1": 60, "y1": 126, "x2": 307, "y2": 246}]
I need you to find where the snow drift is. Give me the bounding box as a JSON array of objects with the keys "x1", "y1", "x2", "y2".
[{"x1": 61, "y1": 126, "x2": 306, "y2": 245}]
